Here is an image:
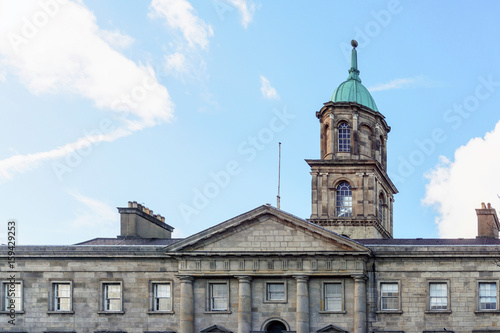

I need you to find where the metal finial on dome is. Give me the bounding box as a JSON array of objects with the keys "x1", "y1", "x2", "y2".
[
  {"x1": 329, "y1": 40, "x2": 378, "y2": 111},
  {"x1": 348, "y1": 40, "x2": 360, "y2": 82}
]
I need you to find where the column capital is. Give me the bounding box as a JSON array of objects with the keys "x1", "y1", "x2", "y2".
[
  {"x1": 351, "y1": 274, "x2": 367, "y2": 282},
  {"x1": 177, "y1": 275, "x2": 194, "y2": 283},
  {"x1": 294, "y1": 275, "x2": 309, "y2": 282},
  {"x1": 235, "y1": 275, "x2": 252, "y2": 283}
]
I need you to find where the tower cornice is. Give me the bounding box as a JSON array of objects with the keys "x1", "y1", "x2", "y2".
[
  {"x1": 305, "y1": 159, "x2": 398, "y2": 194},
  {"x1": 317, "y1": 101, "x2": 391, "y2": 133}
]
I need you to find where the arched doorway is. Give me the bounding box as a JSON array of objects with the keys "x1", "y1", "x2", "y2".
[{"x1": 265, "y1": 320, "x2": 287, "y2": 333}]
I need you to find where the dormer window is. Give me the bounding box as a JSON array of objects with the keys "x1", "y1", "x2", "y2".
[
  {"x1": 336, "y1": 181, "x2": 352, "y2": 217},
  {"x1": 338, "y1": 123, "x2": 351, "y2": 152}
]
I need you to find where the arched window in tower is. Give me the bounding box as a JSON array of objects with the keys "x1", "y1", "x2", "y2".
[
  {"x1": 336, "y1": 181, "x2": 352, "y2": 217},
  {"x1": 379, "y1": 193, "x2": 385, "y2": 224},
  {"x1": 338, "y1": 122, "x2": 351, "y2": 152}
]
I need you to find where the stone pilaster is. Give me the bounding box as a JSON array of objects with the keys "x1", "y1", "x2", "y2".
[
  {"x1": 237, "y1": 276, "x2": 252, "y2": 333},
  {"x1": 295, "y1": 275, "x2": 309, "y2": 333},
  {"x1": 179, "y1": 276, "x2": 194, "y2": 333},
  {"x1": 320, "y1": 173, "x2": 328, "y2": 217},
  {"x1": 329, "y1": 113, "x2": 335, "y2": 157},
  {"x1": 353, "y1": 274, "x2": 367, "y2": 333},
  {"x1": 311, "y1": 172, "x2": 318, "y2": 218}
]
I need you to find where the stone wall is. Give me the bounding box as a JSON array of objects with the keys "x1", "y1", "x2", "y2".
[{"x1": 367, "y1": 245, "x2": 500, "y2": 333}]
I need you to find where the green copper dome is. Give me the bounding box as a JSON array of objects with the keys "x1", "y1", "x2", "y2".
[{"x1": 330, "y1": 42, "x2": 378, "y2": 112}]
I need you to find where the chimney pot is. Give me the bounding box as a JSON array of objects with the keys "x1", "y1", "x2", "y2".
[
  {"x1": 119, "y1": 202, "x2": 172, "y2": 239},
  {"x1": 476, "y1": 203, "x2": 500, "y2": 239}
]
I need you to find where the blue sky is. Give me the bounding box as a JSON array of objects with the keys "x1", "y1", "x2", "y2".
[{"x1": 1, "y1": 0, "x2": 500, "y2": 245}]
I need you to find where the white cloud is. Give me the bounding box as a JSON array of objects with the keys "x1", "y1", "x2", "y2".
[
  {"x1": 149, "y1": 0, "x2": 213, "y2": 50},
  {"x1": 98, "y1": 29, "x2": 135, "y2": 49},
  {"x1": 69, "y1": 191, "x2": 116, "y2": 228},
  {"x1": 0, "y1": 0, "x2": 174, "y2": 181},
  {"x1": 368, "y1": 75, "x2": 443, "y2": 92},
  {"x1": 422, "y1": 121, "x2": 500, "y2": 238},
  {"x1": 260, "y1": 75, "x2": 279, "y2": 100},
  {"x1": 0, "y1": 127, "x2": 131, "y2": 182},
  {"x1": 225, "y1": 0, "x2": 255, "y2": 29},
  {"x1": 0, "y1": 1, "x2": 173, "y2": 127},
  {"x1": 165, "y1": 51, "x2": 187, "y2": 73},
  {"x1": 149, "y1": 0, "x2": 213, "y2": 82}
]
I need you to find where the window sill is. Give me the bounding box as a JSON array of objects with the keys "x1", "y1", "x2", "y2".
[
  {"x1": 147, "y1": 310, "x2": 175, "y2": 315},
  {"x1": 204, "y1": 310, "x2": 232, "y2": 314},
  {"x1": 319, "y1": 310, "x2": 346, "y2": 314},
  {"x1": 425, "y1": 310, "x2": 451, "y2": 314},
  {"x1": 47, "y1": 311, "x2": 74, "y2": 314},
  {"x1": 263, "y1": 300, "x2": 287, "y2": 304},
  {"x1": 98, "y1": 310, "x2": 124, "y2": 315},
  {"x1": 474, "y1": 309, "x2": 500, "y2": 314},
  {"x1": 0, "y1": 310, "x2": 24, "y2": 314},
  {"x1": 376, "y1": 310, "x2": 402, "y2": 314}
]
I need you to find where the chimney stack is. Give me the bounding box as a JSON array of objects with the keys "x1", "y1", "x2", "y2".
[
  {"x1": 118, "y1": 201, "x2": 174, "y2": 239},
  {"x1": 476, "y1": 202, "x2": 500, "y2": 239}
]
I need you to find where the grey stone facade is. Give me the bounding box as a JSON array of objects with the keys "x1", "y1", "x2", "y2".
[{"x1": 1, "y1": 206, "x2": 500, "y2": 333}]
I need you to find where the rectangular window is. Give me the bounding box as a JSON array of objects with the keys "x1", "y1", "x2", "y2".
[
  {"x1": 53, "y1": 283, "x2": 72, "y2": 311},
  {"x1": 380, "y1": 282, "x2": 399, "y2": 311},
  {"x1": 324, "y1": 282, "x2": 342, "y2": 312},
  {"x1": 103, "y1": 283, "x2": 122, "y2": 311},
  {"x1": 266, "y1": 282, "x2": 285, "y2": 302},
  {"x1": 429, "y1": 282, "x2": 448, "y2": 311},
  {"x1": 209, "y1": 282, "x2": 228, "y2": 311},
  {"x1": 153, "y1": 283, "x2": 172, "y2": 311},
  {"x1": 479, "y1": 282, "x2": 497, "y2": 310},
  {"x1": 3, "y1": 282, "x2": 22, "y2": 312}
]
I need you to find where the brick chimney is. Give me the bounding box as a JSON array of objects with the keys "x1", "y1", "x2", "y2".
[
  {"x1": 117, "y1": 201, "x2": 174, "y2": 239},
  {"x1": 476, "y1": 202, "x2": 500, "y2": 239}
]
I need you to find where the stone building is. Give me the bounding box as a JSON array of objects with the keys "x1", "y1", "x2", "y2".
[{"x1": 2, "y1": 41, "x2": 500, "y2": 333}]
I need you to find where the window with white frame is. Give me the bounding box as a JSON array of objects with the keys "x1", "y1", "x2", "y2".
[
  {"x1": 266, "y1": 282, "x2": 286, "y2": 302},
  {"x1": 380, "y1": 282, "x2": 399, "y2": 311},
  {"x1": 103, "y1": 282, "x2": 122, "y2": 312},
  {"x1": 2, "y1": 281, "x2": 22, "y2": 312},
  {"x1": 52, "y1": 282, "x2": 72, "y2": 311},
  {"x1": 429, "y1": 282, "x2": 448, "y2": 311},
  {"x1": 208, "y1": 282, "x2": 228, "y2": 311},
  {"x1": 336, "y1": 182, "x2": 352, "y2": 217},
  {"x1": 338, "y1": 122, "x2": 351, "y2": 152},
  {"x1": 152, "y1": 282, "x2": 172, "y2": 312},
  {"x1": 479, "y1": 282, "x2": 498, "y2": 310},
  {"x1": 323, "y1": 282, "x2": 342, "y2": 312}
]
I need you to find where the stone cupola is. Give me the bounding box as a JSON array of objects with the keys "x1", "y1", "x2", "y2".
[{"x1": 306, "y1": 40, "x2": 398, "y2": 239}]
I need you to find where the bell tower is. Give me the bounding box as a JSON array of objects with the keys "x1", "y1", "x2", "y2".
[{"x1": 306, "y1": 40, "x2": 398, "y2": 239}]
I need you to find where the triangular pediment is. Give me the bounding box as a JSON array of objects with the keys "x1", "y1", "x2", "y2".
[
  {"x1": 200, "y1": 325, "x2": 233, "y2": 332},
  {"x1": 317, "y1": 324, "x2": 349, "y2": 332},
  {"x1": 165, "y1": 205, "x2": 370, "y2": 254}
]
